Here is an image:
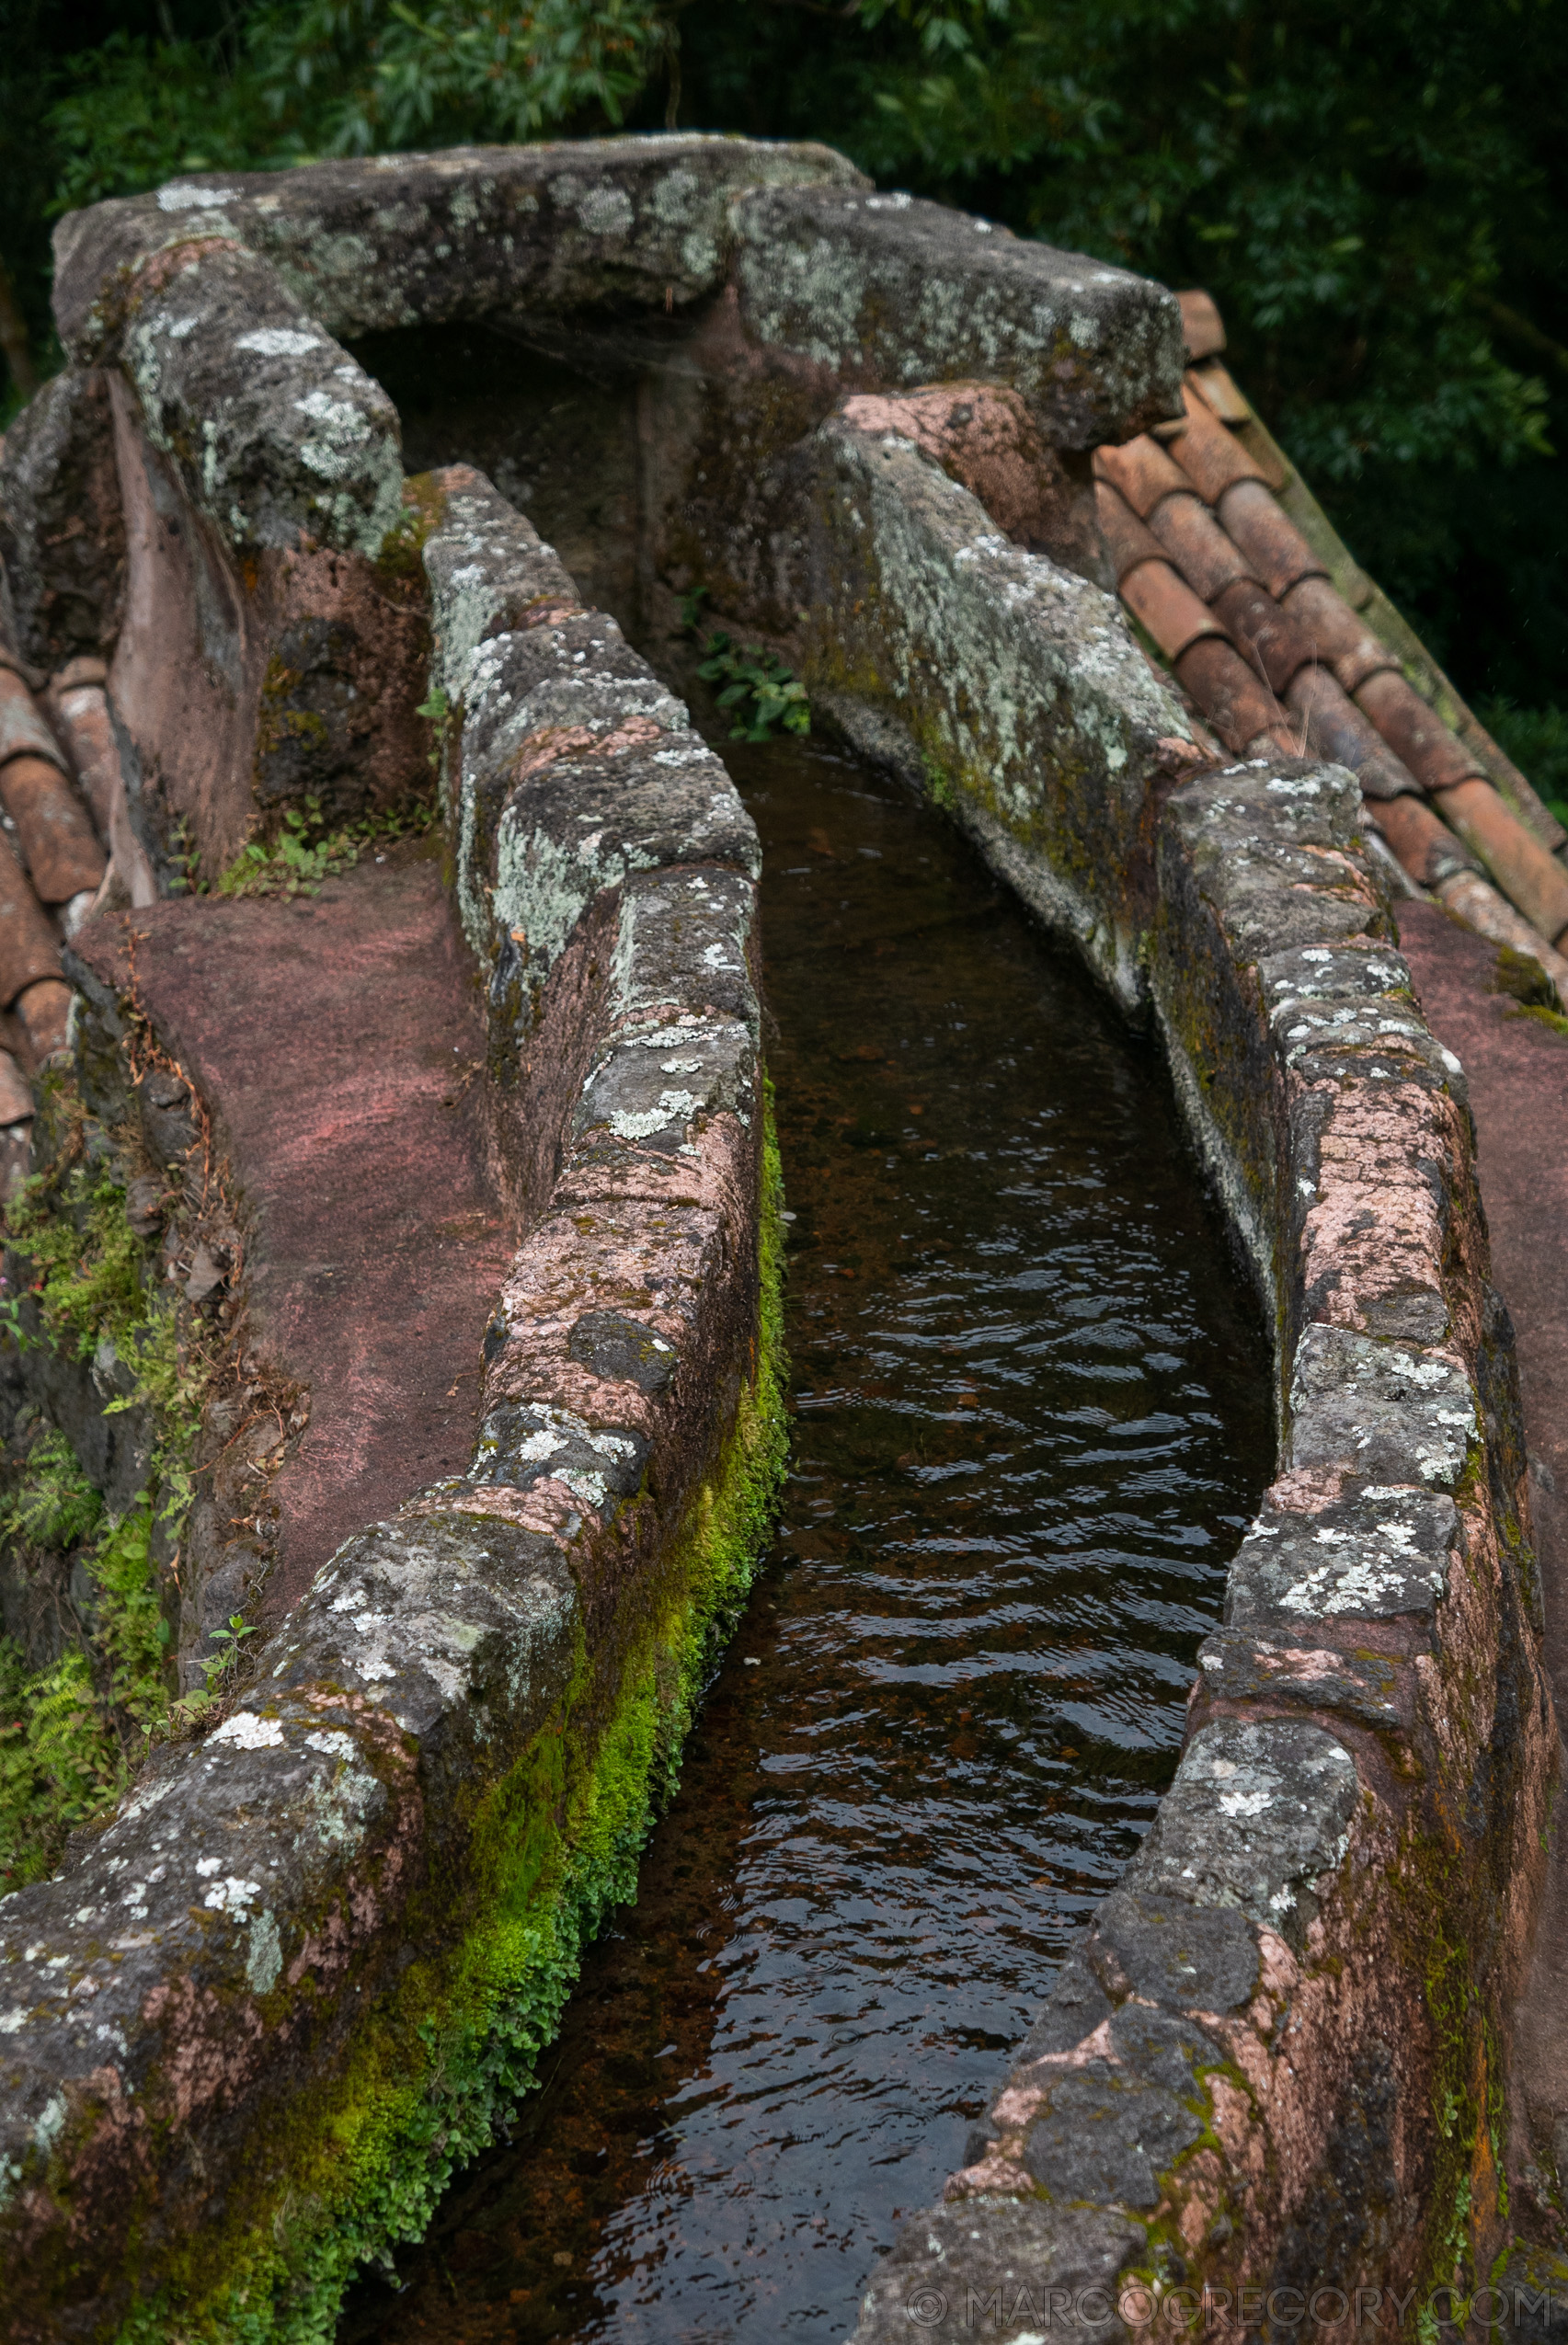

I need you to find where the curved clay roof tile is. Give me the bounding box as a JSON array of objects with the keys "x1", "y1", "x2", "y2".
[
  {"x1": 1093, "y1": 434, "x2": 1189, "y2": 520},
  {"x1": 1093, "y1": 479, "x2": 1164, "y2": 582},
  {"x1": 1168, "y1": 383, "x2": 1268, "y2": 503},
  {"x1": 1176, "y1": 290, "x2": 1226, "y2": 361},
  {"x1": 1354, "y1": 670, "x2": 1486, "y2": 795},
  {"x1": 1279, "y1": 578, "x2": 1398, "y2": 696},
  {"x1": 1216, "y1": 478, "x2": 1328, "y2": 599},
  {"x1": 1211, "y1": 578, "x2": 1318, "y2": 695},
  {"x1": 1118, "y1": 558, "x2": 1226, "y2": 662},
  {"x1": 1283, "y1": 666, "x2": 1421, "y2": 801},
  {"x1": 0, "y1": 756, "x2": 107, "y2": 903},
  {"x1": 1173, "y1": 635, "x2": 1291, "y2": 753},
  {"x1": 1147, "y1": 491, "x2": 1256, "y2": 604},
  {"x1": 0, "y1": 831, "x2": 64, "y2": 1009}
]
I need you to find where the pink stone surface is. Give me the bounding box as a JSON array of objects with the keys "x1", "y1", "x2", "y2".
[
  {"x1": 1398, "y1": 901, "x2": 1568, "y2": 1684},
  {"x1": 76, "y1": 846, "x2": 515, "y2": 1619},
  {"x1": 1397, "y1": 896, "x2": 1568, "y2": 2156}
]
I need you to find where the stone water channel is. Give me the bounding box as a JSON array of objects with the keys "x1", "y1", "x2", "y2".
[{"x1": 341, "y1": 728, "x2": 1273, "y2": 2340}]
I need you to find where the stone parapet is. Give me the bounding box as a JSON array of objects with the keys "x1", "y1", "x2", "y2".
[
  {"x1": 0, "y1": 475, "x2": 784, "y2": 2335},
  {"x1": 847, "y1": 751, "x2": 1551, "y2": 2332}
]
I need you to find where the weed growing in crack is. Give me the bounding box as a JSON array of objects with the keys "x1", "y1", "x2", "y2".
[
  {"x1": 681, "y1": 589, "x2": 810, "y2": 743},
  {"x1": 695, "y1": 633, "x2": 810, "y2": 743},
  {"x1": 217, "y1": 791, "x2": 438, "y2": 900}
]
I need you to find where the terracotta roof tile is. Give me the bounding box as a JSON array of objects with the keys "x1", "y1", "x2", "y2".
[
  {"x1": 1186, "y1": 360, "x2": 1252, "y2": 428},
  {"x1": 1278, "y1": 577, "x2": 1398, "y2": 695},
  {"x1": 0, "y1": 1046, "x2": 31, "y2": 1126},
  {"x1": 1173, "y1": 635, "x2": 1289, "y2": 753},
  {"x1": 1167, "y1": 383, "x2": 1269, "y2": 503},
  {"x1": 1210, "y1": 578, "x2": 1318, "y2": 694},
  {"x1": 1147, "y1": 490, "x2": 1256, "y2": 602},
  {"x1": 1118, "y1": 558, "x2": 1226, "y2": 661},
  {"x1": 0, "y1": 753, "x2": 107, "y2": 902},
  {"x1": 1094, "y1": 480, "x2": 1164, "y2": 582},
  {"x1": 1216, "y1": 478, "x2": 1328, "y2": 599},
  {"x1": 1425, "y1": 777, "x2": 1568, "y2": 946},
  {"x1": 1354, "y1": 670, "x2": 1486, "y2": 795},
  {"x1": 0, "y1": 666, "x2": 68, "y2": 776},
  {"x1": 1093, "y1": 435, "x2": 1189, "y2": 520},
  {"x1": 1367, "y1": 793, "x2": 1483, "y2": 890},
  {"x1": 1092, "y1": 301, "x2": 1568, "y2": 966},
  {"x1": 1432, "y1": 869, "x2": 1568, "y2": 990},
  {"x1": 1177, "y1": 290, "x2": 1226, "y2": 362},
  {"x1": 0, "y1": 831, "x2": 63, "y2": 1008},
  {"x1": 1282, "y1": 665, "x2": 1421, "y2": 800},
  {"x1": 16, "y1": 977, "x2": 73, "y2": 1064}
]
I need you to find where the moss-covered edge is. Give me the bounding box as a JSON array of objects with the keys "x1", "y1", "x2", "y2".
[{"x1": 113, "y1": 1095, "x2": 789, "y2": 2345}]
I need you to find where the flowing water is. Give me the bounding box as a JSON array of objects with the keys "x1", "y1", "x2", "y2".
[{"x1": 341, "y1": 732, "x2": 1273, "y2": 2345}]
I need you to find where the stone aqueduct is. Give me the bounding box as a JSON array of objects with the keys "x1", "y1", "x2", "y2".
[{"x1": 0, "y1": 132, "x2": 1562, "y2": 2338}]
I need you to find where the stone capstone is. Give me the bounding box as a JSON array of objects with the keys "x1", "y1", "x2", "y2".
[
  {"x1": 115, "y1": 240, "x2": 404, "y2": 555},
  {"x1": 732, "y1": 184, "x2": 1185, "y2": 448},
  {"x1": 1021, "y1": 2005, "x2": 1219, "y2": 2208},
  {"x1": 1130, "y1": 1718, "x2": 1361, "y2": 1950},
  {"x1": 52, "y1": 135, "x2": 870, "y2": 360},
  {"x1": 849, "y1": 2197, "x2": 1145, "y2": 2345}
]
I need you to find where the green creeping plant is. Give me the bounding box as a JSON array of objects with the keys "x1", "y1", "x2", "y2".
[{"x1": 695, "y1": 632, "x2": 810, "y2": 744}]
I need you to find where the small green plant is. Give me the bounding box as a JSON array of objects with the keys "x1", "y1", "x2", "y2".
[
  {"x1": 218, "y1": 792, "x2": 439, "y2": 898},
  {"x1": 165, "y1": 811, "x2": 202, "y2": 897},
  {"x1": 0, "y1": 1642, "x2": 125, "y2": 1893},
  {"x1": 1, "y1": 1426, "x2": 103, "y2": 1550},
  {"x1": 1476, "y1": 697, "x2": 1568, "y2": 828},
  {"x1": 200, "y1": 1612, "x2": 258, "y2": 1695},
  {"x1": 694, "y1": 630, "x2": 809, "y2": 743},
  {"x1": 219, "y1": 797, "x2": 360, "y2": 898},
  {"x1": 417, "y1": 683, "x2": 450, "y2": 777}
]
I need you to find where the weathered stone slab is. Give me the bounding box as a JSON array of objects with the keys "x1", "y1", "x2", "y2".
[
  {"x1": 800, "y1": 413, "x2": 1195, "y2": 1009},
  {"x1": 732, "y1": 184, "x2": 1185, "y2": 447},
  {"x1": 0, "y1": 368, "x2": 125, "y2": 669},
  {"x1": 849, "y1": 2197, "x2": 1143, "y2": 2345},
  {"x1": 52, "y1": 135, "x2": 869, "y2": 360}
]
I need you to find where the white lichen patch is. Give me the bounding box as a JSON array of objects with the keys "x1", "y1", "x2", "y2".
[
  {"x1": 209, "y1": 1712, "x2": 286, "y2": 1752},
  {"x1": 235, "y1": 326, "x2": 322, "y2": 357}
]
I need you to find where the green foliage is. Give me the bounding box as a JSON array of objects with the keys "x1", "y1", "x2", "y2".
[
  {"x1": 200, "y1": 1611, "x2": 258, "y2": 1695},
  {"x1": 0, "y1": 1092, "x2": 236, "y2": 1890},
  {"x1": 0, "y1": 1642, "x2": 123, "y2": 1893},
  {"x1": 695, "y1": 631, "x2": 810, "y2": 742},
  {"x1": 3, "y1": 1160, "x2": 147, "y2": 1363},
  {"x1": 1478, "y1": 697, "x2": 1568, "y2": 823},
  {"x1": 218, "y1": 792, "x2": 437, "y2": 898},
  {"x1": 45, "y1": 0, "x2": 668, "y2": 216},
  {"x1": 0, "y1": 1425, "x2": 102, "y2": 1550},
  {"x1": 0, "y1": 1443, "x2": 167, "y2": 1893}
]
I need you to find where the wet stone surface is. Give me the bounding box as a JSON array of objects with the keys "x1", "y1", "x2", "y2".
[{"x1": 338, "y1": 735, "x2": 1272, "y2": 2342}]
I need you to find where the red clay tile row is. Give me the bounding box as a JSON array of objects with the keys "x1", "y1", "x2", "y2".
[
  {"x1": 1100, "y1": 299, "x2": 1568, "y2": 982},
  {"x1": 0, "y1": 640, "x2": 109, "y2": 1179}
]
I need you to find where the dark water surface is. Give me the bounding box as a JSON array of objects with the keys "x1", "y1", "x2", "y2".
[{"x1": 343, "y1": 736, "x2": 1272, "y2": 2344}]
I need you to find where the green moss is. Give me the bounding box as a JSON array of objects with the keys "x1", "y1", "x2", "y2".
[
  {"x1": 376, "y1": 473, "x2": 447, "y2": 587},
  {"x1": 0, "y1": 1080, "x2": 220, "y2": 1885},
  {"x1": 109, "y1": 1097, "x2": 789, "y2": 2344},
  {"x1": 0, "y1": 1461, "x2": 166, "y2": 1892}
]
